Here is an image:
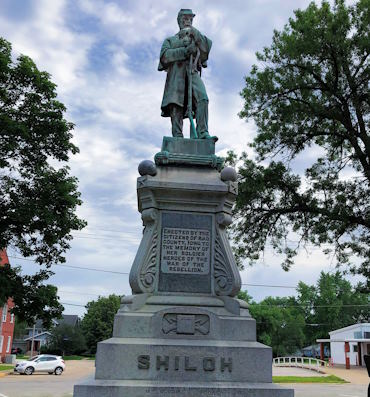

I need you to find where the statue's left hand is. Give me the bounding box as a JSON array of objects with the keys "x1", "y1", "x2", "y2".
[{"x1": 189, "y1": 27, "x2": 201, "y2": 42}]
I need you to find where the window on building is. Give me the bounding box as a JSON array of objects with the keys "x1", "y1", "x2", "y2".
[
  {"x1": 2, "y1": 304, "x2": 7, "y2": 322},
  {"x1": 354, "y1": 331, "x2": 362, "y2": 339},
  {"x1": 364, "y1": 332, "x2": 370, "y2": 339},
  {"x1": 10, "y1": 313, "x2": 14, "y2": 323},
  {"x1": 353, "y1": 345, "x2": 358, "y2": 352},
  {"x1": 0, "y1": 335, "x2": 3, "y2": 352},
  {"x1": 6, "y1": 336, "x2": 11, "y2": 353}
]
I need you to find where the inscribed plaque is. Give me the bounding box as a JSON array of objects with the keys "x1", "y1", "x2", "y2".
[{"x1": 161, "y1": 228, "x2": 210, "y2": 274}]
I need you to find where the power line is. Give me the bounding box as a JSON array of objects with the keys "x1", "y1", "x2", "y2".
[
  {"x1": 72, "y1": 234, "x2": 333, "y2": 250},
  {"x1": 242, "y1": 283, "x2": 296, "y2": 289},
  {"x1": 54, "y1": 263, "x2": 129, "y2": 274},
  {"x1": 60, "y1": 302, "x2": 86, "y2": 307},
  {"x1": 77, "y1": 227, "x2": 141, "y2": 234},
  {"x1": 58, "y1": 290, "x2": 101, "y2": 297},
  {"x1": 60, "y1": 301, "x2": 369, "y2": 309},
  {"x1": 8, "y1": 256, "x2": 129, "y2": 275},
  {"x1": 249, "y1": 304, "x2": 370, "y2": 308},
  {"x1": 8, "y1": 257, "x2": 298, "y2": 287},
  {"x1": 72, "y1": 236, "x2": 129, "y2": 241},
  {"x1": 71, "y1": 235, "x2": 140, "y2": 242},
  {"x1": 74, "y1": 231, "x2": 139, "y2": 236},
  {"x1": 8, "y1": 255, "x2": 365, "y2": 292},
  {"x1": 37, "y1": 228, "x2": 335, "y2": 251}
]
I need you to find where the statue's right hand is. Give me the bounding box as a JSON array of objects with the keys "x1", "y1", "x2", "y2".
[{"x1": 185, "y1": 42, "x2": 197, "y2": 57}]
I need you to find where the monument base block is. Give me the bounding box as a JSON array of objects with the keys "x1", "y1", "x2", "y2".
[{"x1": 74, "y1": 295, "x2": 293, "y2": 396}]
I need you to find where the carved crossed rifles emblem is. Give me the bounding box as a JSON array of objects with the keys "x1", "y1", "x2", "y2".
[{"x1": 162, "y1": 314, "x2": 210, "y2": 335}]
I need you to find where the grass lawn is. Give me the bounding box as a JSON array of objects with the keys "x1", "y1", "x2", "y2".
[
  {"x1": 0, "y1": 365, "x2": 14, "y2": 371},
  {"x1": 16, "y1": 354, "x2": 29, "y2": 359},
  {"x1": 273, "y1": 375, "x2": 347, "y2": 383}
]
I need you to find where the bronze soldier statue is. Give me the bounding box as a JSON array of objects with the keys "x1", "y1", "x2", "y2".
[{"x1": 158, "y1": 9, "x2": 217, "y2": 141}]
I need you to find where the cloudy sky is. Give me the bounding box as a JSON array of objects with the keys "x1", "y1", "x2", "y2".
[{"x1": 1, "y1": 0, "x2": 359, "y2": 317}]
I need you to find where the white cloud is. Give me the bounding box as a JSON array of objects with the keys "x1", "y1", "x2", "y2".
[{"x1": 0, "y1": 0, "x2": 94, "y2": 93}]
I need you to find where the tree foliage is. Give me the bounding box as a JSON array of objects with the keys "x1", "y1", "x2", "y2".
[
  {"x1": 0, "y1": 37, "x2": 86, "y2": 325},
  {"x1": 45, "y1": 323, "x2": 86, "y2": 356},
  {"x1": 239, "y1": 292, "x2": 306, "y2": 356},
  {"x1": 297, "y1": 271, "x2": 369, "y2": 343},
  {"x1": 238, "y1": 271, "x2": 369, "y2": 355},
  {"x1": 1, "y1": 264, "x2": 63, "y2": 328},
  {"x1": 81, "y1": 295, "x2": 121, "y2": 354},
  {"x1": 236, "y1": 0, "x2": 369, "y2": 285}
]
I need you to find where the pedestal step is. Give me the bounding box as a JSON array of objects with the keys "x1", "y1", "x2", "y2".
[
  {"x1": 74, "y1": 379, "x2": 294, "y2": 397},
  {"x1": 113, "y1": 306, "x2": 256, "y2": 341}
]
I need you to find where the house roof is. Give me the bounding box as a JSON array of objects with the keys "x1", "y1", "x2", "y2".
[
  {"x1": 26, "y1": 319, "x2": 58, "y2": 330},
  {"x1": 328, "y1": 323, "x2": 370, "y2": 335},
  {"x1": 317, "y1": 338, "x2": 370, "y2": 343},
  {"x1": 24, "y1": 331, "x2": 52, "y2": 341},
  {"x1": 302, "y1": 344, "x2": 319, "y2": 350},
  {"x1": 26, "y1": 314, "x2": 80, "y2": 331},
  {"x1": 57, "y1": 314, "x2": 79, "y2": 327}
]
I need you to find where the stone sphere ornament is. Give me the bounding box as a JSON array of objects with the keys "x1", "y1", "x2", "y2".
[
  {"x1": 220, "y1": 166, "x2": 237, "y2": 182},
  {"x1": 138, "y1": 160, "x2": 157, "y2": 176}
]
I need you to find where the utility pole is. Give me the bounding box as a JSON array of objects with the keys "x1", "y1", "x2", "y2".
[{"x1": 30, "y1": 322, "x2": 35, "y2": 357}]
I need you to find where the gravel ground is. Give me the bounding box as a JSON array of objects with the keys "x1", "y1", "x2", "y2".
[
  {"x1": 0, "y1": 360, "x2": 95, "y2": 397},
  {"x1": 290, "y1": 383, "x2": 368, "y2": 397}
]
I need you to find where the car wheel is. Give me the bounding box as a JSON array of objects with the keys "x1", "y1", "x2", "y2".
[
  {"x1": 54, "y1": 367, "x2": 63, "y2": 375},
  {"x1": 24, "y1": 367, "x2": 34, "y2": 375},
  {"x1": 48, "y1": 372, "x2": 53, "y2": 374}
]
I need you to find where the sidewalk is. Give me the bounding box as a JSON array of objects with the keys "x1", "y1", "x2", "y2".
[
  {"x1": 0, "y1": 369, "x2": 12, "y2": 378},
  {"x1": 323, "y1": 365, "x2": 369, "y2": 384}
]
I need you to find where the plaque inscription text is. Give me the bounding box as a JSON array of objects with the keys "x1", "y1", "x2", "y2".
[{"x1": 161, "y1": 228, "x2": 210, "y2": 274}]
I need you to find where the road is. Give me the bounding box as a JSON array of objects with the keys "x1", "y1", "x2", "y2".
[
  {"x1": 0, "y1": 361, "x2": 368, "y2": 397},
  {"x1": 291, "y1": 383, "x2": 368, "y2": 397}
]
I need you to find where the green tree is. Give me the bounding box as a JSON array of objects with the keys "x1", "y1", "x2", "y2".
[
  {"x1": 81, "y1": 295, "x2": 121, "y2": 354},
  {"x1": 236, "y1": 0, "x2": 369, "y2": 286},
  {"x1": 0, "y1": 37, "x2": 86, "y2": 326},
  {"x1": 238, "y1": 292, "x2": 306, "y2": 356},
  {"x1": 13, "y1": 316, "x2": 27, "y2": 339},
  {"x1": 297, "y1": 271, "x2": 369, "y2": 343},
  {"x1": 46, "y1": 323, "x2": 86, "y2": 356}
]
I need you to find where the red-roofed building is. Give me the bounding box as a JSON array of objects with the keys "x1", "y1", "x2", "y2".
[{"x1": 0, "y1": 250, "x2": 15, "y2": 362}]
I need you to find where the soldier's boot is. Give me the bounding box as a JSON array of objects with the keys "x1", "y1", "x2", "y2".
[{"x1": 196, "y1": 100, "x2": 218, "y2": 142}]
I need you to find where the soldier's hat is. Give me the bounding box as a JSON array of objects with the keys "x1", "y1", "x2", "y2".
[{"x1": 178, "y1": 9, "x2": 195, "y2": 18}]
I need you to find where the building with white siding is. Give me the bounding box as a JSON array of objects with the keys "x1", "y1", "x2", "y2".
[{"x1": 317, "y1": 323, "x2": 370, "y2": 368}]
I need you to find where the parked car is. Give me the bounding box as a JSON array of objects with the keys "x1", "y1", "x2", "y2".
[{"x1": 14, "y1": 355, "x2": 65, "y2": 375}]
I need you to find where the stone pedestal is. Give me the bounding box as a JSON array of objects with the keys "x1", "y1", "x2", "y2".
[{"x1": 74, "y1": 138, "x2": 293, "y2": 396}]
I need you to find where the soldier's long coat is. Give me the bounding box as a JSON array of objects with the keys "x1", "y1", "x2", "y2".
[{"x1": 158, "y1": 29, "x2": 212, "y2": 118}]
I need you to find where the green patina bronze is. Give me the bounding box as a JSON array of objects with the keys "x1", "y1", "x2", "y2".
[
  {"x1": 155, "y1": 137, "x2": 224, "y2": 171},
  {"x1": 158, "y1": 9, "x2": 218, "y2": 142}
]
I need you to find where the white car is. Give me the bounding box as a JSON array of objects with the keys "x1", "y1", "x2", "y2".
[{"x1": 14, "y1": 354, "x2": 65, "y2": 375}]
